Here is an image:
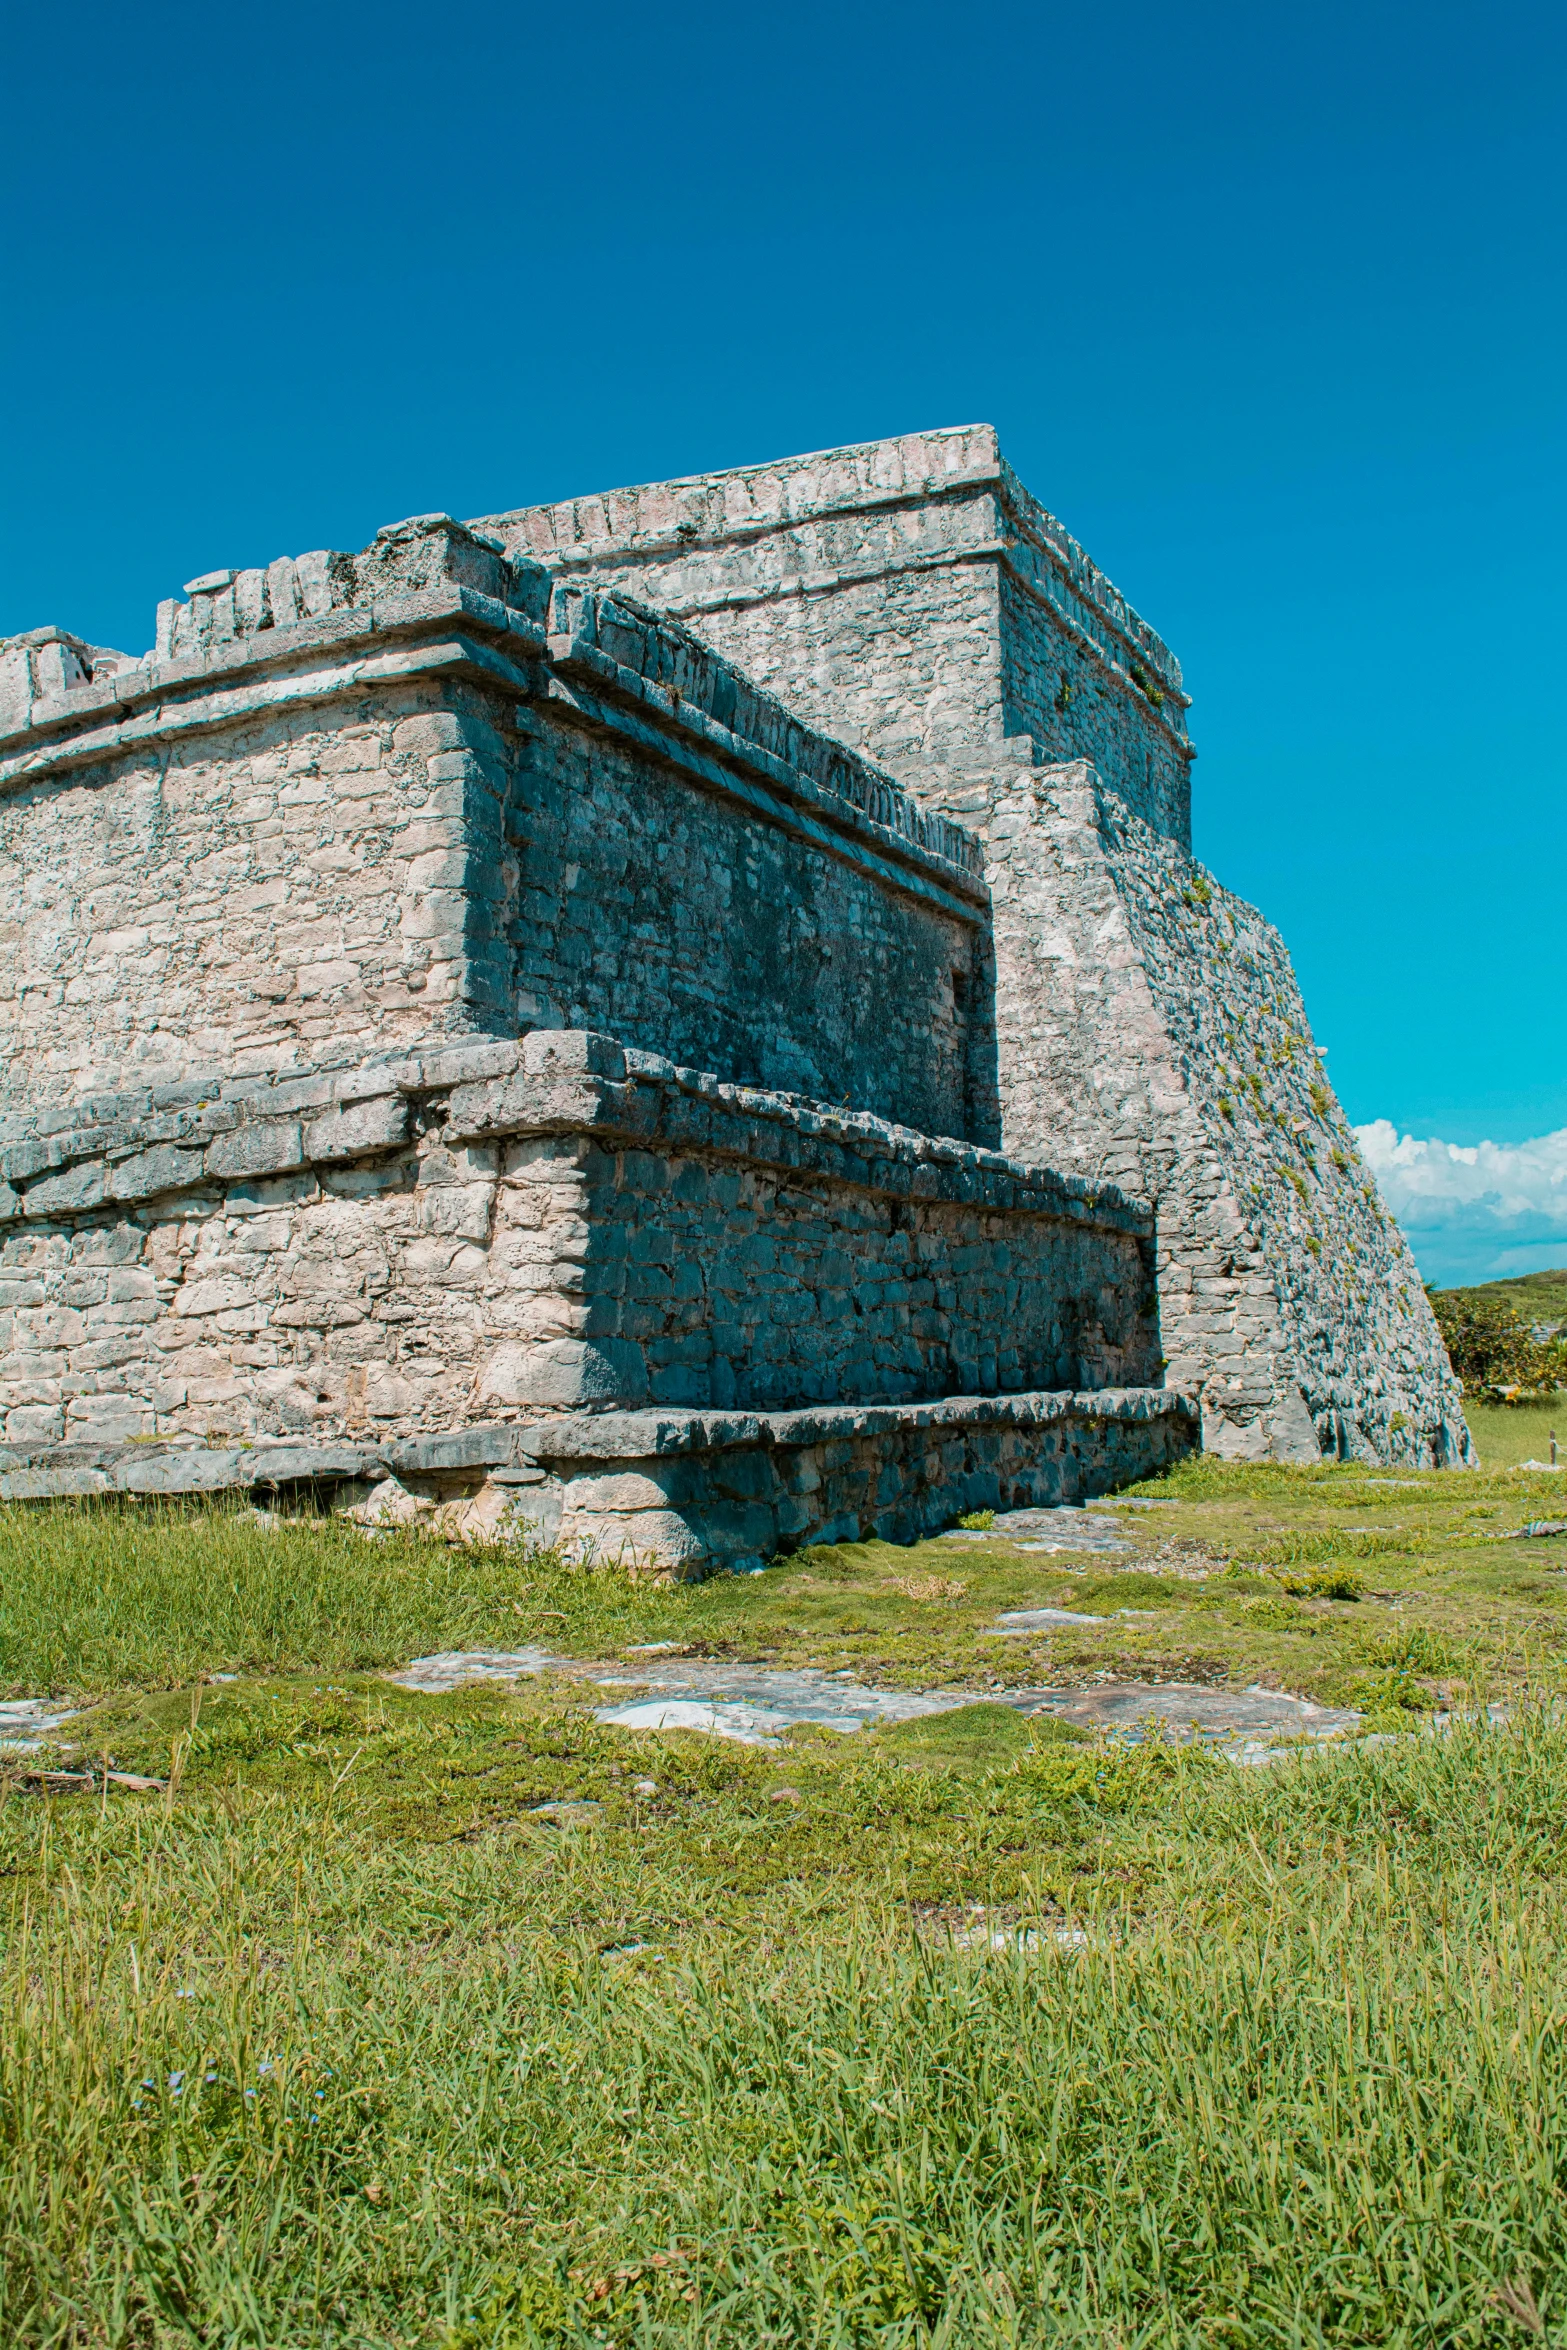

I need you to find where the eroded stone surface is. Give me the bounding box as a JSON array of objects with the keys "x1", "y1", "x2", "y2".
[
  {"x1": 938, "y1": 1505, "x2": 1136, "y2": 1554},
  {"x1": 0, "y1": 1698, "x2": 78, "y2": 1751},
  {"x1": 1012, "y1": 1683, "x2": 1359, "y2": 1744},
  {"x1": 386, "y1": 1647, "x2": 1361, "y2": 1750}
]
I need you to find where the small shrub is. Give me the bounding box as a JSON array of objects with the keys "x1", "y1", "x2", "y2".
[
  {"x1": 1240, "y1": 1596, "x2": 1308, "y2": 1630},
  {"x1": 1430, "y1": 1286, "x2": 1563, "y2": 1396},
  {"x1": 956, "y1": 1510, "x2": 995, "y2": 1531},
  {"x1": 1345, "y1": 1666, "x2": 1437, "y2": 1721},
  {"x1": 1276, "y1": 1565, "x2": 1363, "y2": 1601},
  {"x1": 1355, "y1": 1624, "x2": 1467, "y2": 1677}
]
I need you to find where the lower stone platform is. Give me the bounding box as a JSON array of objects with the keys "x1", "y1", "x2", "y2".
[{"x1": 0, "y1": 1385, "x2": 1196, "y2": 1574}]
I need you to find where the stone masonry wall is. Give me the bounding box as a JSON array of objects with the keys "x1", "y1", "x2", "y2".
[
  {"x1": 0, "y1": 1033, "x2": 1154, "y2": 1449},
  {"x1": 911, "y1": 752, "x2": 1470, "y2": 1466},
  {"x1": 476, "y1": 424, "x2": 1195, "y2": 847},
  {"x1": 507, "y1": 1390, "x2": 1194, "y2": 1571},
  {"x1": 0, "y1": 520, "x2": 991, "y2": 1144},
  {"x1": 0, "y1": 684, "x2": 496, "y2": 1119}
]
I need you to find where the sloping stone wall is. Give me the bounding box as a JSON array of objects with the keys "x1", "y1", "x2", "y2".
[{"x1": 912, "y1": 753, "x2": 1471, "y2": 1465}]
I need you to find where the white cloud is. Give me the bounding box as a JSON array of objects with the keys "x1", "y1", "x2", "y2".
[{"x1": 1355, "y1": 1119, "x2": 1567, "y2": 1287}]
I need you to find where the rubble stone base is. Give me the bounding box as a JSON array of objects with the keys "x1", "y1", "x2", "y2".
[{"x1": 0, "y1": 1388, "x2": 1196, "y2": 1576}]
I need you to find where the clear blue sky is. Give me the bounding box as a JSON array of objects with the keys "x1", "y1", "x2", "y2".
[{"x1": 4, "y1": 0, "x2": 1564, "y2": 1269}]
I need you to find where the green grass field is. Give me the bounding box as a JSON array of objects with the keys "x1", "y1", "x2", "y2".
[
  {"x1": 1465, "y1": 1400, "x2": 1564, "y2": 1470},
  {"x1": 5, "y1": 1455, "x2": 1567, "y2": 2347}
]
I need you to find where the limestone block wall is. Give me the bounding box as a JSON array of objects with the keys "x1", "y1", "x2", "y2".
[
  {"x1": 504, "y1": 1391, "x2": 1195, "y2": 1571},
  {"x1": 475, "y1": 425, "x2": 1194, "y2": 846},
  {"x1": 910, "y1": 752, "x2": 1470, "y2": 1466},
  {"x1": 484, "y1": 429, "x2": 1471, "y2": 1468},
  {"x1": 0, "y1": 1033, "x2": 1155, "y2": 1450},
  {"x1": 0, "y1": 518, "x2": 993, "y2": 1144}
]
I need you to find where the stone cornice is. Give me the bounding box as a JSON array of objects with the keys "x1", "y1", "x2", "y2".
[
  {"x1": 0, "y1": 525, "x2": 985, "y2": 924},
  {"x1": 0, "y1": 1031, "x2": 1153, "y2": 1239},
  {"x1": 476, "y1": 424, "x2": 1189, "y2": 719}
]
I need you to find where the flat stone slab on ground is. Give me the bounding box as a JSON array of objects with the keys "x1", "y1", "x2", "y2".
[
  {"x1": 0, "y1": 1698, "x2": 78, "y2": 1752},
  {"x1": 388, "y1": 1650, "x2": 1361, "y2": 1749},
  {"x1": 391, "y1": 1648, "x2": 560, "y2": 1691},
  {"x1": 390, "y1": 1649, "x2": 960, "y2": 1740},
  {"x1": 1014, "y1": 1682, "x2": 1360, "y2": 1743},
  {"x1": 989, "y1": 1606, "x2": 1109, "y2": 1629},
  {"x1": 937, "y1": 1505, "x2": 1133, "y2": 1555}
]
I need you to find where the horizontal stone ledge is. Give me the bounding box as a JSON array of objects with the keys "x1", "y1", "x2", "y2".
[
  {"x1": 4, "y1": 591, "x2": 985, "y2": 927},
  {"x1": 2, "y1": 1035, "x2": 1153, "y2": 1235},
  {"x1": 516, "y1": 1387, "x2": 1196, "y2": 1465},
  {"x1": 0, "y1": 632, "x2": 542, "y2": 795},
  {"x1": 543, "y1": 668, "x2": 986, "y2": 919},
  {"x1": 1, "y1": 583, "x2": 549, "y2": 757},
  {"x1": 0, "y1": 1439, "x2": 392, "y2": 1503},
  {"x1": 0, "y1": 1389, "x2": 1195, "y2": 1506}
]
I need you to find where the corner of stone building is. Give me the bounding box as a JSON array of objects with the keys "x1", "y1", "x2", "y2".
[
  {"x1": 889, "y1": 748, "x2": 1472, "y2": 1474},
  {"x1": 394, "y1": 686, "x2": 521, "y2": 1041}
]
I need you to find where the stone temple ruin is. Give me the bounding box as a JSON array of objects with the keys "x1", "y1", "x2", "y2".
[{"x1": 0, "y1": 426, "x2": 1473, "y2": 1566}]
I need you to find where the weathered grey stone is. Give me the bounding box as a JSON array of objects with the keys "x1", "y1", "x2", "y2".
[
  {"x1": 304, "y1": 1097, "x2": 410, "y2": 1161},
  {"x1": 0, "y1": 427, "x2": 1465, "y2": 1477},
  {"x1": 521, "y1": 1029, "x2": 626, "y2": 1082},
  {"x1": 24, "y1": 1163, "x2": 105, "y2": 1217},
  {"x1": 108, "y1": 1144, "x2": 207, "y2": 1201},
  {"x1": 205, "y1": 1122, "x2": 305, "y2": 1179},
  {"x1": 385, "y1": 1423, "x2": 523, "y2": 1474}
]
